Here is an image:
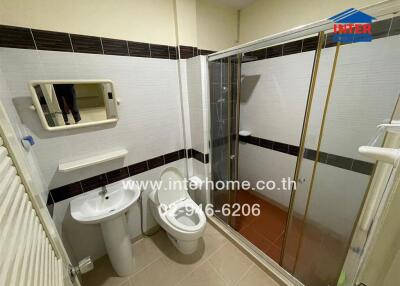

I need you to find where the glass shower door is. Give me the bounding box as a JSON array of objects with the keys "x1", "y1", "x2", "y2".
[
  {"x1": 209, "y1": 55, "x2": 241, "y2": 223},
  {"x1": 283, "y1": 27, "x2": 400, "y2": 286}
]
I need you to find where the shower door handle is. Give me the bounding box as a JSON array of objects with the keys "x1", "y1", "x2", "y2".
[{"x1": 230, "y1": 155, "x2": 236, "y2": 160}]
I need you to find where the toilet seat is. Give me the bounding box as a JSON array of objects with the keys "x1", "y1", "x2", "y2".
[
  {"x1": 149, "y1": 167, "x2": 206, "y2": 252},
  {"x1": 164, "y1": 199, "x2": 206, "y2": 233}
]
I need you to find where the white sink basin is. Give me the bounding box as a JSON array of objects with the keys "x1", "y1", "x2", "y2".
[
  {"x1": 70, "y1": 181, "x2": 140, "y2": 277},
  {"x1": 71, "y1": 184, "x2": 140, "y2": 224}
]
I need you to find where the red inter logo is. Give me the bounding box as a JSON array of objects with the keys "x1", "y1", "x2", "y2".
[
  {"x1": 329, "y1": 8, "x2": 375, "y2": 43},
  {"x1": 333, "y1": 23, "x2": 371, "y2": 34}
]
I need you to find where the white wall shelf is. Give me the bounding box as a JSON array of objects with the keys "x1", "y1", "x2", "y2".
[{"x1": 58, "y1": 149, "x2": 128, "y2": 172}]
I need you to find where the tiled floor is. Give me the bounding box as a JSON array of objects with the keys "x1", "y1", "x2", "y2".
[
  {"x1": 231, "y1": 191, "x2": 288, "y2": 263},
  {"x1": 226, "y1": 191, "x2": 348, "y2": 286},
  {"x1": 82, "y1": 222, "x2": 279, "y2": 286}
]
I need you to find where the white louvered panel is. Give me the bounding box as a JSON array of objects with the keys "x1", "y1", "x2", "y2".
[
  {"x1": 19, "y1": 217, "x2": 40, "y2": 286},
  {"x1": 0, "y1": 178, "x2": 20, "y2": 225},
  {"x1": 0, "y1": 137, "x2": 64, "y2": 285},
  {"x1": 0, "y1": 156, "x2": 12, "y2": 184},
  {"x1": 33, "y1": 230, "x2": 45, "y2": 286},
  {"x1": 45, "y1": 240, "x2": 50, "y2": 286},
  {"x1": 57, "y1": 259, "x2": 63, "y2": 286},
  {"x1": 8, "y1": 207, "x2": 35, "y2": 286},
  {"x1": 39, "y1": 231, "x2": 46, "y2": 286},
  {"x1": 51, "y1": 250, "x2": 55, "y2": 286},
  {"x1": 0, "y1": 166, "x2": 16, "y2": 197},
  {"x1": 0, "y1": 146, "x2": 7, "y2": 161},
  {"x1": 0, "y1": 193, "x2": 28, "y2": 285},
  {"x1": 50, "y1": 249, "x2": 55, "y2": 285},
  {"x1": 0, "y1": 186, "x2": 24, "y2": 258}
]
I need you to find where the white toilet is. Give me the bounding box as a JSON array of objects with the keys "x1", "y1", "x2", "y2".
[{"x1": 148, "y1": 167, "x2": 206, "y2": 254}]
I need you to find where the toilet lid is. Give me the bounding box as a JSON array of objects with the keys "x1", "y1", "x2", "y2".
[{"x1": 157, "y1": 167, "x2": 188, "y2": 206}]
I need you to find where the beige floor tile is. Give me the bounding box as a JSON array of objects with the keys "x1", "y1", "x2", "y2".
[
  {"x1": 176, "y1": 261, "x2": 227, "y2": 286},
  {"x1": 120, "y1": 281, "x2": 132, "y2": 286},
  {"x1": 81, "y1": 255, "x2": 129, "y2": 286},
  {"x1": 236, "y1": 265, "x2": 279, "y2": 286},
  {"x1": 202, "y1": 223, "x2": 229, "y2": 258},
  {"x1": 130, "y1": 256, "x2": 196, "y2": 286},
  {"x1": 208, "y1": 242, "x2": 254, "y2": 285},
  {"x1": 131, "y1": 235, "x2": 163, "y2": 275},
  {"x1": 149, "y1": 223, "x2": 227, "y2": 269}
]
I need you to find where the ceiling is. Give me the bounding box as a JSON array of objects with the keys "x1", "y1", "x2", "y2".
[{"x1": 212, "y1": 0, "x2": 257, "y2": 9}]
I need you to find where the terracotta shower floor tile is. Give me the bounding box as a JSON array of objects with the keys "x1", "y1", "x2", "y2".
[
  {"x1": 232, "y1": 191, "x2": 288, "y2": 263},
  {"x1": 240, "y1": 225, "x2": 273, "y2": 254}
]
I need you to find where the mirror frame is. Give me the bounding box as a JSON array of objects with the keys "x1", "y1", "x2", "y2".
[{"x1": 29, "y1": 79, "x2": 119, "y2": 131}]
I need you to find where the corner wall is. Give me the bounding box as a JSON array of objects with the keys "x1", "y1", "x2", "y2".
[
  {"x1": 0, "y1": 0, "x2": 239, "y2": 51},
  {"x1": 0, "y1": 0, "x2": 177, "y2": 46},
  {"x1": 196, "y1": 0, "x2": 238, "y2": 51},
  {"x1": 239, "y1": 0, "x2": 383, "y2": 44}
]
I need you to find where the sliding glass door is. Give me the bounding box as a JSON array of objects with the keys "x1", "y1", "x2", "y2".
[
  {"x1": 209, "y1": 55, "x2": 241, "y2": 223},
  {"x1": 208, "y1": 14, "x2": 400, "y2": 286}
]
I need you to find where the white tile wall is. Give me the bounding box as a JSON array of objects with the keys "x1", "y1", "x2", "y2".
[
  {"x1": 317, "y1": 36, "x2": 400, "y2": 161},
  {"x1": 238, "y1": 142, "x2": 295, "y2": 207},
  {"x1": 0, "y1": 48, "x2": 185, "y2": 190},
  {"x1": 294, "y1": 159, "x2": 370, "y2": 237},
  {"x1": 186, "y1": 56, "x2": 209, "y2": 154},
  {"x1": 240, "y1": 51, "x2": 315, "y2": 145},
  {"x1": 0, "y1": 47, "x2": 190, "y2": 262},
  {"x1": 184, "y1": 56, "x2": 211, "y2": 200},
  {"x1": 0, "y1": 61, "x2": 48, "y2": 201}
]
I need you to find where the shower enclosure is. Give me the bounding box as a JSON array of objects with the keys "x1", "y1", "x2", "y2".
[{"x1": 208, "y1": 8, "x2": 400, "y2": 286}]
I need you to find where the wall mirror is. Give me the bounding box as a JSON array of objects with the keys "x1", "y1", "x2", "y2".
[{"x1": 29, "y1": 80, "x2": 119, "y2": 131}]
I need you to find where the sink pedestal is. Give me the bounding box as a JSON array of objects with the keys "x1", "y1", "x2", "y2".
[{"x1": 100, "y1": 215, "x2": 133, "y2": 276}]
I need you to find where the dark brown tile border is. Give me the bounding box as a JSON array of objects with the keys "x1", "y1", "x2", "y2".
[
  {"x1": 48, "y1": 182, "x2": 83, "y2": 204},
  {"x1": 106, "y1": 167, "x2": 130, "y2": 183},
  {"x1": 32, "y1": 29, "x2": 73, "y2": 52},
  {"x1": 239, "y1": 135, "x2": 375, "y2": 175},
  {"x1": 102, "y1": 38, "x2": 129, "y2": 56},
  {"x1": 0, "y1": 25, "x2": 36, "y2": 49},
  {"x1": 150, "y1": 44, "x2": 170, "y2": 59},
  {"x1": 127, "y1": 41, "x2": 150, "y2": 57},
  {"x1": 179, "y1": 45, "x2": 197, "y2": 59},
  {"x1": 0, "y1": 24, "x2": 211, "y2": 60},
  {"x1": 199, "y1": 49, "x2": 216, "y2": 55},
  {"x1": 169, "y1": 46, "x2": 178, "y2": 59},
  {"x1": 81, "y1": 174, "x2": 108, "y2": 192},
  {"x1": 47, "y1": 148, "x2": 209, "y2": 206},
  {"x1": 70, "y1": 34, "x2": 103, "y2": 54},
  {"x1": 187, "y1": 148, "x2": 209, "y2": 164},
  {"x1": 282, "y1": 39, "x2": 302, "y2": 56}
]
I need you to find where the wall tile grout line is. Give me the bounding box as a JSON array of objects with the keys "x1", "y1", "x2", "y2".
[
  {"x1": 29, "y1": 28, "x2": 38, "y2": 50},
  {"x1": 99, "y1": 37, "x2": 105, "y2": 54},
  {"x1": 68, "y1": 33, "x2": 75, "y2": 52},
  {"x1": 148, "y1": 43, "x2": 152, "y2": 58},
  {"x1": 126, "y1": 40, "x2": 130, "y2": 56}
]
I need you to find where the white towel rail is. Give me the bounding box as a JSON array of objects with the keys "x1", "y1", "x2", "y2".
[{"x1": 0, "y1": 135, "x2": 63, "y2": 285}]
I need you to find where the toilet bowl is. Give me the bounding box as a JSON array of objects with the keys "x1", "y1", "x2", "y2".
[{"x1": 148, "y1": 167, "x2": 206, "y2": 254}]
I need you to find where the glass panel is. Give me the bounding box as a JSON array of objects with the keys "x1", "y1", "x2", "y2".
[
  {"x1": 233, "y1": 34, "x2": 320, "y2": 264},
  {"x1": 284, "y1": 31, "x2": 400, "y2": 286},
  {"x1": 209, "y1": 56, "x2": 240, "y2": 223}
]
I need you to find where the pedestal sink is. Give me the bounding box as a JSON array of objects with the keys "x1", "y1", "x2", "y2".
[{"x1": 70, "y1": 182, "x2": 140, "y2": 276}]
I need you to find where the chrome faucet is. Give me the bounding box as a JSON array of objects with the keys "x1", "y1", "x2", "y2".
[{"x1": 99, "y1": 186, "x2": 108, "y2": 196}]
